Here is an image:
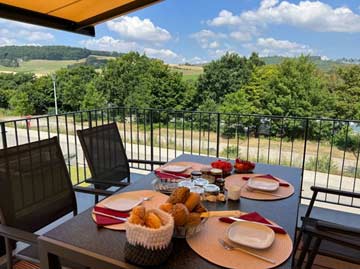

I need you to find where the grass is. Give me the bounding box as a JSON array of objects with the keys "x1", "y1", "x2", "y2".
[
  {"x1": 169, "y1": 64, "x2": 203, "y2": 81},
  {"x1": 0, "y1": 59, "x2": 86, "y2": 75},
  {"x1": 69, "y1": 165, "x2": 91, "y2": 186}
]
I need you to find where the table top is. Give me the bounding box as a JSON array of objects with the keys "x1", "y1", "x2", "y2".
[{"x1": 44, "y1": 154, "x2": 302, "y2": 269}]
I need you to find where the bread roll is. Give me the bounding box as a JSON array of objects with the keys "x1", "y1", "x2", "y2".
[
  {"x1": 132, "y1": 205, "x2": 146, "y2": 219},
  {"x1": 171, "y1": 203, "x2": 189, "y2": 226},
  {"x1": 184, "y1": 192, "x2": 201, "y2": 211},
  {"x1": 167, "y1": 187, "x2": 190, "y2": 204},
  {"x1": 145, "y1": 212, "x2": 162, "y2": 229},
  {"x1": 128, "y1": 213, "x2": 144, "y2": 226},
  {"x1": 186, "y1": 212, "x2": 201, "y2": 227},
  {"x1": 160, "y1": 203, "x2": 173, "y2": 213},
  {"x1": 193, "y1": 203, "x2": 207, "y2": 213}
]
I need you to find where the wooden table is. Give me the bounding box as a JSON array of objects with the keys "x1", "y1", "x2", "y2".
[{"x1": 40, "y1": 154, "x2": 302, "y2": 269}]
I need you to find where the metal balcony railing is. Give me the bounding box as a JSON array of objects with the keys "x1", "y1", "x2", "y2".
[{"x1": 1, "y1": 107, "x2": 359, "y2": 209}]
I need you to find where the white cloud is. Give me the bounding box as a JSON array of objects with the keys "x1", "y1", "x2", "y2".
[
  {"x1": 107, "y1": 16, "x2": 171, "y2": 43},
  {"x1": 209, "y1": 0, "x2": 360, "y2": 33},
  {"x1": 248, "y1": 37, "x2": 314, "y2": 56},
  {"x1": 144, "y1": 48, "x2": 177, "y2": 59},
  {"x1": 80, "y1": 36, "x2": 139, "y2": 52},
  {"x1": 0, "y1": 19, "x2": 55, "y2": 44},
  {"x1": 190, "y1": 29, "x2": 226, "y2": 49},
  {"x1": 230, "y1": 31, "x2": 253, "y2": 42}
]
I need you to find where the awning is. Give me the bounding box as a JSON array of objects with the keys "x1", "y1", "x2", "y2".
[{"x1": 0, "y1": 0, "x2": 163, "y2": 36}]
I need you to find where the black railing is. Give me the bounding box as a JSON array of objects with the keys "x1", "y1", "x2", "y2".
[{"x1": 0, "y1": 107, "x2": 359, "y2": 209}]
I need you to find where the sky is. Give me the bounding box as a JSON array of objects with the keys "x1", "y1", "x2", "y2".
[{"x1": 1, "y1": 0, "x2": 360, "y2": 63}]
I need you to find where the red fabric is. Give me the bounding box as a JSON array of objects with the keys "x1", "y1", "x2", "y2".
[
  {"x1": 219, "y1": 212, "x2": 287, "y2": 234},
  {"x1": 242, "y1": 174, "x2": 290, "y2": 187},
  {"x1": 155, "y1": 170, "x2": 191, "y2": 180},
  {"x1": 93, "y1": 206, "x2": 129, "y2": 226}
]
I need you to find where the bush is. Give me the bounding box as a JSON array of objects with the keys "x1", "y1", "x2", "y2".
[{"x1": 305, "y1": 155, "x2": 338, "y2": 174}]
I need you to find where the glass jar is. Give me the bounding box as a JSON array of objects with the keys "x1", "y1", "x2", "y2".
[
  {"x1": 215, "y1": 177, "x2": 225, "y2": 193},
  {"x1": 200, "y1": 166, "x2": 213, "y2": 182},
  {"x1": 193, "y1": 178, "x2": 209, "y2": 188},
  {"x1": 210, "y1": 168, "x2": 223, "y2": 181},
  {"x1": 191, "y1": 170, "x2": 202, "y2": 180}
]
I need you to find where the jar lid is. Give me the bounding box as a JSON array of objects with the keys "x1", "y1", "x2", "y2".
[
  {"x1": 177, "y1": 180, "x2": 194, "y2": 188},
  {"x1": 191, "y1": 170, "x2": 202, "y2": 176},
  {"x1": 193, "y1": 178, "x2": 209, "y2": 187},
  {"x1": 200, "y1": 166, "x2": 212, "y2": 172},
  {"x1": 189, "y1": 186, "x2": 204, "y2": 194},
  {"x1": 210, "y1": 168, "x2": 223, "y2": 175},
  {"x1": 204, "y1": 184, "x2": 220, "y2": 193}
]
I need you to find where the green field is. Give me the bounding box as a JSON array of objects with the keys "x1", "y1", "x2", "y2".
[
  {"x1": 169, "y1": 64, "x2": 203, "y2": 81},
  {"x1": 0, "y1": 59, "x2": 84, "y2": 75}
]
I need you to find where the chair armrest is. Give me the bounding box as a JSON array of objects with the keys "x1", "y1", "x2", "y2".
[
  {"x1": 0, "y1": 224, "x2": 38, "y2": 245},
  {"x1": 316, "y1": 220, "x2": 360, "y2": 236},
  {"x1": 310, "y1": 186, "x2": 360, "y2": 199},
  {"x1": 128, "y1": 159, "x2": 166, "y2": 166},
  {"x1": 73, "y1": 186, "x2": 114, "y2": 196}
]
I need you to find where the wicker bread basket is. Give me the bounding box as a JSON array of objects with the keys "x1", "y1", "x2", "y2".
[{"x1": 125, "y1": 209, "x2": 174, "y2": 266}]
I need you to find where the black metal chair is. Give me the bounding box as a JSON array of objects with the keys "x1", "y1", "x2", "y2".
[
  {"x1": 0, "y1": 137, "x2": 86, "y2": 269},
  {"x1": 38, "y1": 236, "x2": 139, "y2": 269},
  {"x1": 295, "y1": 186, "x2": 360, "y2": 269},
  {"x1": 77, "y1": 122, "x2": 130, "y2": 203}
]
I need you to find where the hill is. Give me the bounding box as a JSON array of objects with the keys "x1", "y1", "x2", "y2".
[{"x1": 0, "y1": 45, "x2": 122, "y2": 62}]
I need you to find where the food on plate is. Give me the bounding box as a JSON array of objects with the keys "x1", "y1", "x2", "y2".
[
  {"x1": 167, "y1": 186, "x2": 190, "y2": 204},
  {"x1": 234, "y1": 158, "x2": 256, "y2": 172},
  {"x1": 132, "y1": 205, "x2": 146, "y2": 219},
  {"x1": 184, "y1": 192, "x2": 201, "y2": 211},
  {"x1": 145, "y1": 212, "x2": 162, "y2": 229},
  {"x1": 205, "y1": 195, "x2": 217, "y2": 202},
  {"x1": 186, "y1": 212, "x2": 201, "y2": 227},
  {"x1": 193, "y1": 203, "x2": 207, "y2": 213},
  {"x1": 211, "y1": 160, "x2": 233, "y2": 175},
  {"x1": 171, "y1": 203, "x2": 189, "y2": 226},
  {"x1": 159, "y1": 202, "x2": 173, "y2": 213}
]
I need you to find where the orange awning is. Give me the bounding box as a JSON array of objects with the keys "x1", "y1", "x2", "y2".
[{"x1": 0, "y1": 0, "x2": 163, "y2": 36}]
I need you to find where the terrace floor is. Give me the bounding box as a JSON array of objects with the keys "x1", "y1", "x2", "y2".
[{"x1": 1, "y1": 169, "x2": 359, "y2": 269}]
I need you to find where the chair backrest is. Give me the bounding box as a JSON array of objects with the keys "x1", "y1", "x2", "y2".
[
  {"x1": 0, "y1": 137, "x2": 77, "y2": 232},
  {"x1": 77, "y1": 122, "x2": 130, "y2": 182}
]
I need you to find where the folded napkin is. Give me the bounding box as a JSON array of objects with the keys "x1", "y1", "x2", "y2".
[
  {"x1": 155, "y1": 170, "x2": 191, "y2": 180},
  {"x1": 93, "y1": 206, "x2": 129, "y2": 226},
  {"x1": 219, "y1": 212, "x2": 286, "y2": 234},
  {"x1": 242, "y1": 174, "x2": 290, "y2": 187}
]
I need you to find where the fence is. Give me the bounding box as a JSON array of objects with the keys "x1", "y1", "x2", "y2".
[{"x1": 0, "y1": 107, "x2": 359, "y2": 209}]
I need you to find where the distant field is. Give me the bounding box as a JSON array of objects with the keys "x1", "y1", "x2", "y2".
[
  {"x1": 169, "y1": 64, "x2": 203, "y2": 81},
  {"x1": 0, "y1": 59, "x2": 84, "y2": 75}
]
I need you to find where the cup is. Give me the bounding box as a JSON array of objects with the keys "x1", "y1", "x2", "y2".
[{"x1": 227, "y1": 185, "x2": 242, "y2": 201}]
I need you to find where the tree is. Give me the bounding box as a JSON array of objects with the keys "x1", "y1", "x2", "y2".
[
  {"x1": 196, "y1": 52, "x2": 264, "y2": 105},
  {"x1": 9, "y1": 90, "x2": 34, "y2": 115},
  {"x1": 81, "y1": 82, "x2": 107, "y2": 110}
]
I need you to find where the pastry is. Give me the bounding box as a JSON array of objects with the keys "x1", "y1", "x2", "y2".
[
  {"x1": 171, "y1": 203, "x2": 189, "y2": 226},
  {"x1": 193, "y1": 203, "x2": 207, "y2": 213},
  {"x1": 128, "y1": 213, "x2": 144, "y2": 226},
  {"x1": 186, "y1": 212, "x2": 201, "y2": 227},
  {"x1": 132, "y1": 205, "x2": 146, "y2": 219},
  {"x1": 160, "y1": 203, "x2": 173, "y2": 213},
  {"x1": 167, "y1": 187, "x2": 190, "y2": 204},
  {"x1": 145, "y1": 212, "x2": 162, "y2": 229},
  {"x1": 184, "y1": 192, "x2": 201, "y2": 211},
  {"x1": 205, "y1": 195, "x2": 217, "y2": 202}
]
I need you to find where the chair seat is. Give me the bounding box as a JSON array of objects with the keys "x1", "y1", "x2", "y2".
[{"x1": 303, "y1": 218, "x2": 360, "y2": 264}]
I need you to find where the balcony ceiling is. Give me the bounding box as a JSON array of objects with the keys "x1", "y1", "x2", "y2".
[{"x1": 0, "y1": 0, "x2": 162, "y2": 36}]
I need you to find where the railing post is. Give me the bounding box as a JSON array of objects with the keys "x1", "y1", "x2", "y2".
[
  {"x1": 216, "y1": 113, "x2": 220, "y2": 158},
  {"x1": 87, "y1": 111, "x2": 92, "y2": 128},
  {"x1": 301, "y1": 119, "x2": 309, "y2": 199},
  {"x1": 0, "y1": 122, "x2": 7, "y2": 149},
  {"x1": 150, "y1": 110, "x2": 154, "y2": 171}
]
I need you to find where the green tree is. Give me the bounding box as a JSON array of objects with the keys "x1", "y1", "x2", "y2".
[
  {"x1": 81, "y1": 82, "x2": 107, "y2": 110},
  {"x1": 9, "y1": 90, "x2": 34, "y2": 115}
]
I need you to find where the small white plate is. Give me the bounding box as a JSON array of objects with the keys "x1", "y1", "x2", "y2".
[
  {"x1": 247, "y1": 177, "x2": 280, "y2": 192},
  {"x1": 227, "y1": 221, "x2": 275, "y2": 249},
  {"x1": 104, "y1": 198, "x2": 142, "y2": 212},
  {"x1": 162, "y1": 165, "x2": 191, "y2": 173}
]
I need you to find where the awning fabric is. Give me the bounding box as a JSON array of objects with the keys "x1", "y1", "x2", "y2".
[{"x1": 0, "y1": 0, "x2": 162, "y2": 36}]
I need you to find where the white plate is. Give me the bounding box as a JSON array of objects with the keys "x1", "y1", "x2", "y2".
[
  {"x1": 227, "y1": 221, "x2": 275, "y2": 249},
  {"x1": 104, "y1": 198, "x2": 142, "y2": 212},
  {"x1": 162, "y1": 165, "x2": 191, "y2": 173},
  {"x1": 247, "y1": 177, "x2": 280, "y2": 192}
]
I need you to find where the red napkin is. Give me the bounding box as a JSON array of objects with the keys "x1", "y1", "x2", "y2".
[
  {"x1": 242, "y1": 174, "x2": 290, "y2": 187},
  {"x1": 93, "y1": 206, "x2": 129, "y2": 226},
  {"x1": 155, "y1": 170, "x2": 191, "y2": 180},
  {"x1": 219, "y1": 212, "x2": 287, "y2": 234}
]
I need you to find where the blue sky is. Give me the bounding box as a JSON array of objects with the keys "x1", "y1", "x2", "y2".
[{"x1": 1, "y1": 0, "x2": 360, "y2": 63}]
